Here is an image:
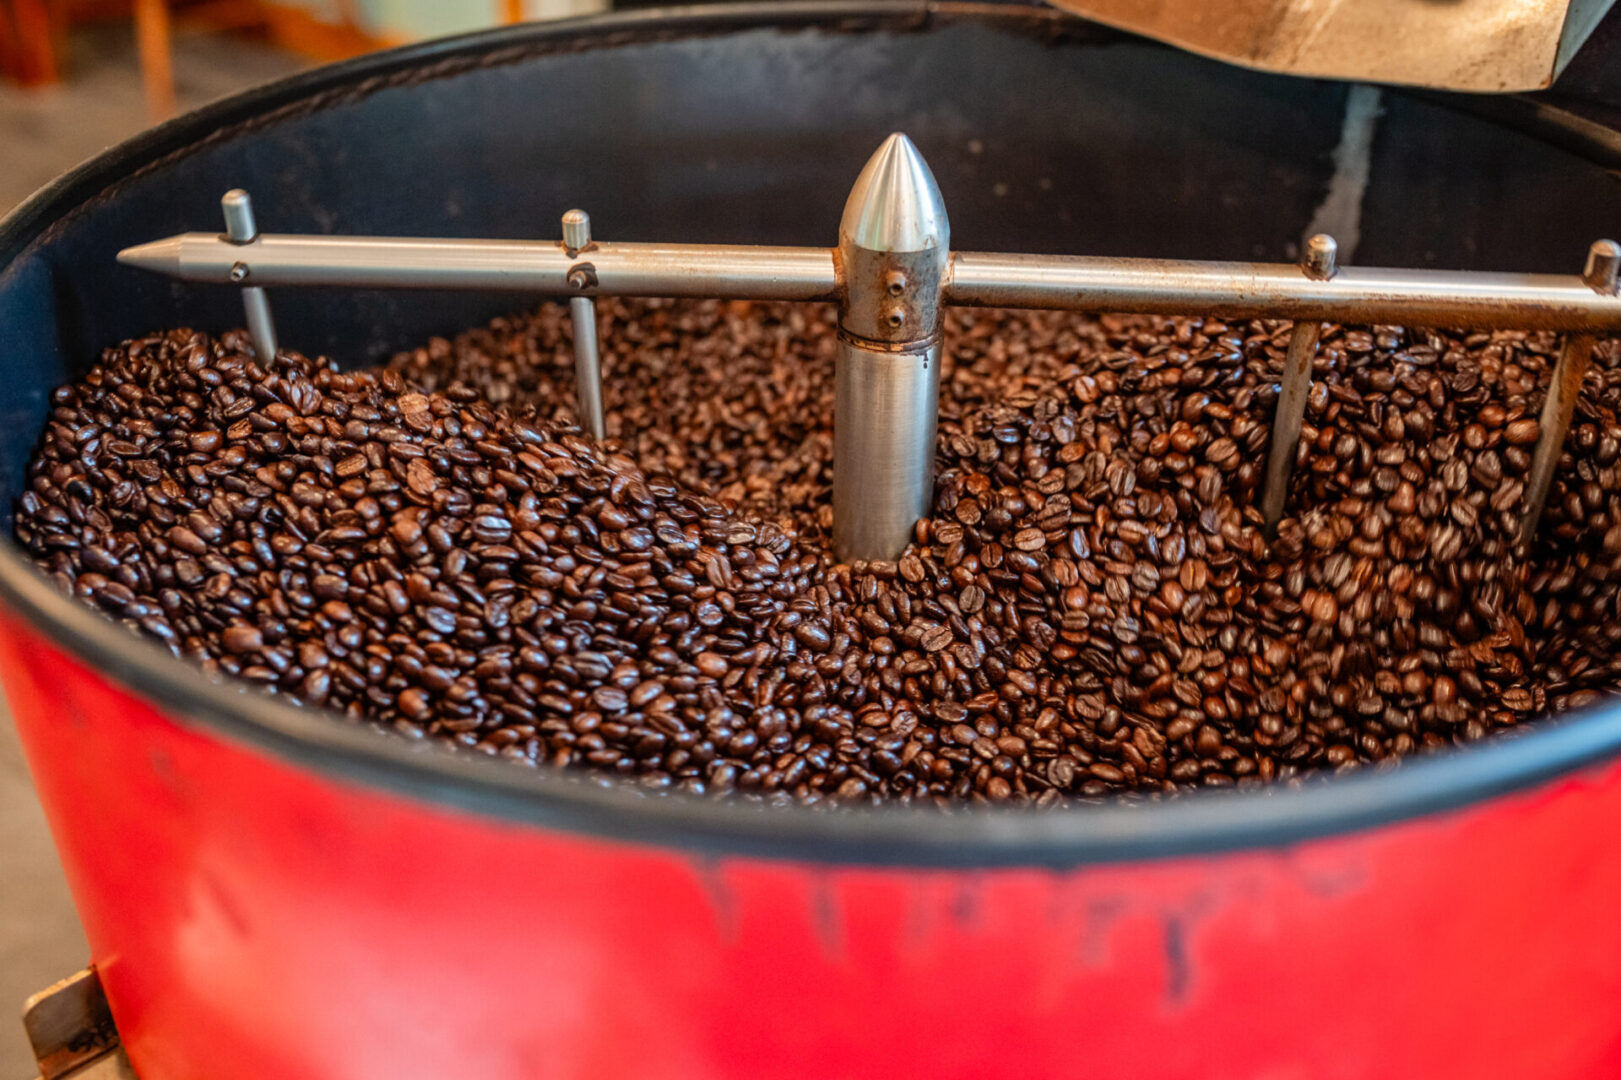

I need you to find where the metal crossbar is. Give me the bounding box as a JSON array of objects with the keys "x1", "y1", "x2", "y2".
[{"x1": 118, "y1": 134, "x2": 1621, "y2": 560}]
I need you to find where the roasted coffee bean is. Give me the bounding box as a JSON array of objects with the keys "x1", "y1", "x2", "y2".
[
  {"x1": 1504, "y1": 418, "x2": 1540, "y2": 445},
  {"x1": 18, "y1": 307, "x2": 1621, "y2": 808}
]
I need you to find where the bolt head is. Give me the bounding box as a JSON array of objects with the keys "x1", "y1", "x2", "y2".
[
  {"x1": 1302, "y1": 234, "x2": 1338, "y2": 280},
  {"x1": 1584, "y1": 239, "x2": 1621, "y2": 295},
  {"x1": 561, "y1": 209, "x2": 592, "y2": 253},
  {"x1": 221, "y1": 189, "x2": 259, "y2": 243}
]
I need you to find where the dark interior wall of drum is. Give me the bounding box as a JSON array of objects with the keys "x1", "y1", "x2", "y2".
[
  {"x1": 3, "y1": 6, "x2": 1621, "y2": 534},
  {"x1": 1358, "y1": 94, "x2": 1621, "y2": 270}
]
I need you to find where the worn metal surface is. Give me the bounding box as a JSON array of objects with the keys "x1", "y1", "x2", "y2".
[
  {"x1": 561, "y1": 210, "x2": 605, "y2": 441},
  {"x1": 943, "y1": 253, "x2": 1621, "y2": 330},
  {"x1": 1261, "y1": 320, "x2": 1323, "y2": 532},
  {"x1": 55, "y1": 1045, "x2": 137, "y2": 1080},
  {"x1": 1261, "y1": 234, "x2": 1338, "y2": 531},
  {"x1": 21, "y1": 968, "x2": 118, "y2": 1080},
  {"x1": 118, "y1": 234, "x2": 842, "y2": 300},
  {"x1": 220, "y1": 191, "x2": 277, "y2": 363},
  {"x1": 1521, "y1": 332, "x2": 1598, "y2": 546},
  {"x1": 1520, "y1": 240, "x2": 1621, "y2": 544},
  {"x1": 833, "y1": 339, "x2": 943, "y2": 561},
  {"x1": 569, "y1": 296, "x2": 604, "y2": 442},
  {"x1": 50, "y1": 1045, "x2": 137, "y2": 1080},
  {"x1": 836, "y1": 134, "x2": 949, "y2": 345},
  {"x1": 832, "y1": 134, "x2": 950, "y2": 562},
  {"x1": 120, "y1": 237, "x2": 1621, "y2": 333},
  {"x1": 1043, "y1": 0, "x2": 1617, "y2": 91}
]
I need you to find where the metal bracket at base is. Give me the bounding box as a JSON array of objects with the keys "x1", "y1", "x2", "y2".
[{"x1": 21, "y1": 968, "x2": 132, "y2": 1080}]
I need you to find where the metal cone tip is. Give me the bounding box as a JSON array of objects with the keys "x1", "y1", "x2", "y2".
[
  {"x1": 117, "y1": 236, "x2": 185, "y2": 275},
  {"x1": 839, "y1": 132, "x2": 949, "y2": 255}
]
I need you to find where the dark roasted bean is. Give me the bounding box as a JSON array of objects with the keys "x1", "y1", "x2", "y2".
[{"x1": 21, "y1": 306, "x2": 1616, "y2": 809}]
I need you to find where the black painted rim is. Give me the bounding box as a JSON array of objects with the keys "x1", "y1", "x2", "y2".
[{"x1": 4, "y1": 1, "x2": 1621, "y2": 869}]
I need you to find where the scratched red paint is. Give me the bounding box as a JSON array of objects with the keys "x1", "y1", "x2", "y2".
[{"x1": 5, "y1": 606, "x2": 1621, "y2": 1080}]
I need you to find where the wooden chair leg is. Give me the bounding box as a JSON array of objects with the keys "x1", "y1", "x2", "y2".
[
  {"x1": 10, "y1": 0, "x2": 60, "y2": 85},
  {"x1": 134, "y1": 0, "x2": 175, "y2": 120},
  {"x1": 0, "y1": 4, "x2": 16, "y2": 81},
  {"x1": 332, "y1": 0, "x2": 363, "y2": 30}
]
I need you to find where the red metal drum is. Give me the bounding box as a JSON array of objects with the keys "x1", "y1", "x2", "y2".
[{"x1": 7, "y1": 5, "x2": 1621, "y2": 1078}]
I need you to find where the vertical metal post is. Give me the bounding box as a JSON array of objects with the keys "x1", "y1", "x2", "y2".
[
  {"x1": 221, "y1": 190, "x2": 278, "y2": 362},
  {"x1": 1260, "y1": 233, "x2": 1337, "y2": 532},
  {"x1": 562, "y1": 208, "x2": 606, "y2": 440},
  {"x1": 832, "y1": 133, "x2": 950, "y2": 563},
  {"x1": 1520, "y1": 238, "x2": 1621, "y2": 547}
]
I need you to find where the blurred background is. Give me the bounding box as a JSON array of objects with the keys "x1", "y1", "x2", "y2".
[
  {"x1": 0, "y1": 2, "x2": 609, "y2": 1072},
  {"x1": 0, "y1": 0, "x2": 619, "y2": 211}
]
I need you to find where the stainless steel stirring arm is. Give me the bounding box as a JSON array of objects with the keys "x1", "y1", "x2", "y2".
[{"x1": 119, "y1": 135, "x2": 1621, "y2": 562}]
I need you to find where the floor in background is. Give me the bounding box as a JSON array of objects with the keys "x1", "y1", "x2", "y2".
[
  {"x1": 0, "y1": 24, "x2": 305, "y2": 1077},
  {"x1": 0, "y1": 22, "x2": 305, "y2": 213}
]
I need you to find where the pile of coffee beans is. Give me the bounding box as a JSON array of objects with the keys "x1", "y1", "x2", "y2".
[{"x1": 17, "y1": 301, "x2": 1621, "y2": 804}]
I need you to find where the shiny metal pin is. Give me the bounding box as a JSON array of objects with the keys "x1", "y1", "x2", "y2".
[
  {"x1": 1519, "y1": 239, "x2": 1621, "y2": 548},
  {"x1": 563, "y1": 209, "x2": 606, "y2": 440},
  {"x1": 1261, "y1": 234, "x2": 1337, "y2": 532},
  {"x1": 220, "y1": 189, "x2": 278, "y2": 363}
]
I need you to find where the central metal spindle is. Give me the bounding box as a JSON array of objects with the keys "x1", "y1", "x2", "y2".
[{"x1": 832, "y1": 134, "x2": 950, "y2": 563}]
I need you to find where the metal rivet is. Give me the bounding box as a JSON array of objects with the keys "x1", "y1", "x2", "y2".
[
  {"x1": 568, "y1": 268, "x2": 590, "y2": 290},
  {"x1": 561, "y1": 209, "x2": 591, "y2": 256},
  {"x1": 220, "y1": 189, "x2": 258, "y2": 244},
  {"x1": 885, "y1": 271, "x2": 907, "y2": 296},
  {"x1": 1302, "y1": 234, "x2": 1338, "y2": 281},
  {"x1": 229, "y1": 262, "x2": 250, "y2": 282},
  {"x1": 885, "y1": 309, "x2": 906, "y2": 328},
  {"x1": 1583, "y1": 239, "x2": 1620, "y2": 295}
]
